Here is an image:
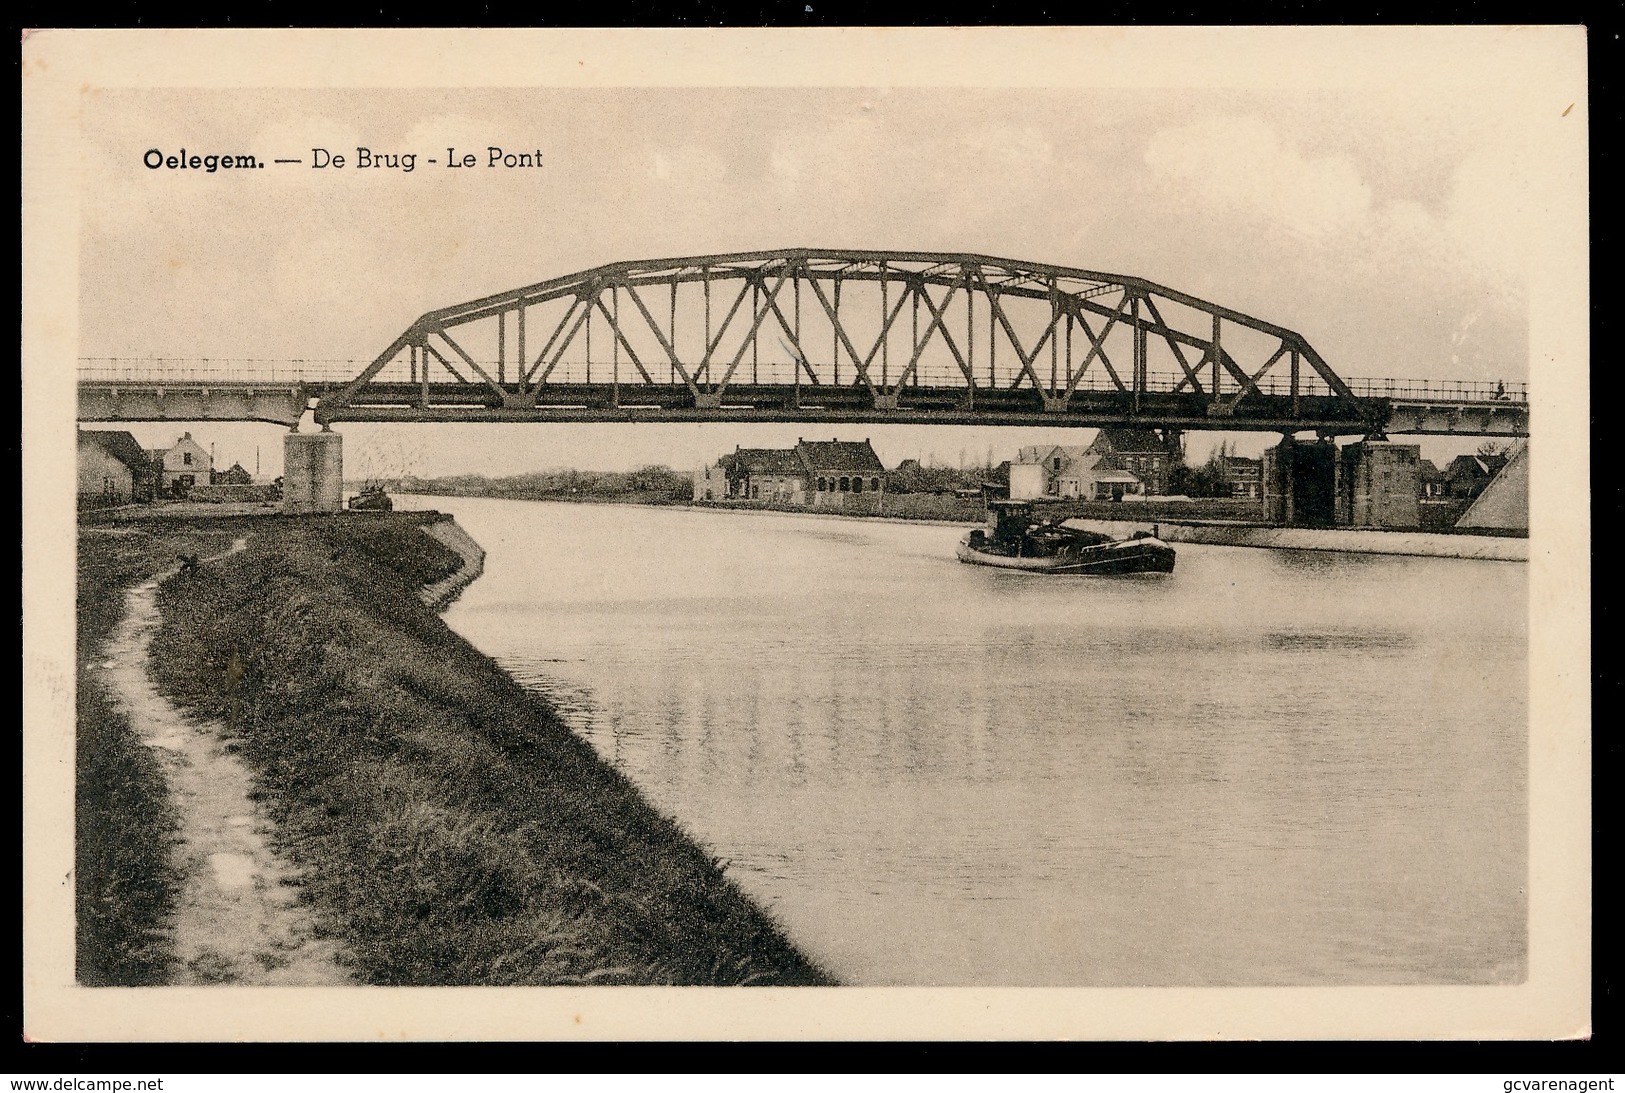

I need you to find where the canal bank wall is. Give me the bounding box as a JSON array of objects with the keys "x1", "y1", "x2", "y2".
[
  {"x1": 658, "y1": 501, "x2": 1529, "y2": 561},
  {"x1": 417, "y1": 516, "x2": 486, "y2": 607},
  {"x1": 80, "y1": 509, "x2": 831, "y2": 987},
  {"x1": 1064, "y1": 519, "x2": 1529, "y2": 562}
]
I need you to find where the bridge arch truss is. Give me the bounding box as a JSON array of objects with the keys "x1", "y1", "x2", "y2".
[{"x1": 316, "y1": 249, "x2": 1388, "y2": 433}]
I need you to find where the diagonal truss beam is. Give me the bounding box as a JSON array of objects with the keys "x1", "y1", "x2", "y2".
[
  {"x1": 620, "y1": 283, "x2": 702, "y2": 396},
  {"x1": 1063, "y1": 294, "x2": 1129, "y2": 396},
  {"x1": 974, "y1": 268, "x2": 1057, "y2": 395},
  {"x1": 805, "y1": 276, "x2": 879, "y2": 394},
  {"x1": 316, "y1": 249, "x2": 1378, "y2": 429}
]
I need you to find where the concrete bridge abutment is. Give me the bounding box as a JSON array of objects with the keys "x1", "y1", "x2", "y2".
[{"x1": 282, "y1": 427, "x2": 343, "y2": 514}]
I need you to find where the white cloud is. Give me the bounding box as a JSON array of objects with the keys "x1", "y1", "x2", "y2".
[{"x1": 1144, "y1": 114, "x2": 1373, "y2": 239}]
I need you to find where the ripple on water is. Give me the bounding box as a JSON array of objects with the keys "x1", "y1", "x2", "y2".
[{"x1": 427, "y1": 497, "x2": 1528, "y2": 987}]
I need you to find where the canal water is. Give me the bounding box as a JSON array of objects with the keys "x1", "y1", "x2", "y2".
[{"x1": 399, "y1": 496, "x2": 1527, "y2": 987}]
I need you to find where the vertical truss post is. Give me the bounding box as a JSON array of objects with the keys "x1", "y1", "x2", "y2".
[
  {"x1": 516, "y1": 304, "x2": 525, "y2": 390},
  {"x1": 612, "y1": 285, "x2": 620, "y2": 407},
  {"x1": 1065, "y1": 310, "x2": 1073, "y2": 394},
  {"x1": 669, "y1": 281, "x2": 677, "y2": 386},
  {"x1": 751, "y1": 281, "x2": 759, "y2": 385},
  {"x1": 911, "y1": 286, "x2": 919, "y2": 388},
  {"x1": 966, "y1": 277, "x2": 975, "y2": 391},
  {"x1": 586, "y1": 291, "x2": 593, "y2": 386},
  {"x1": 703, "y1": 267, "x2": 711, "y2": 388},
  {"x1": 1290, "y1": 347, "x2": 1300, "y2": 416},
  {"x1": 1132, "y1": 294, "x2": 1144, "y2": 413},
  {"x1": 1211, "y1": 312, "x2": 1222, "y2": 401},
  {"x1": 794, "y1": 269, "x2": 803, "y2": 406},
  {"x1": 418, "y1": 340, "x2": 429, "y2": 408},
  {"x1": 409, "y1": 342, "x2": 417, "y2": 386},
  {"x1": 832, "y1": 275, "x2": 841, "y2": 386},
  {"x1": 880, "y1": 265, "x2": 889, "y2": 387},
  {"x1": 1050, "y1": 292, "x2": 1059, "y2": 396},
  {"x1": 989, "y1": 288, "x2": 997, "y2": 388},
  {"x1": 497, "y1": 310, "x2": 506, "y2": 385}
]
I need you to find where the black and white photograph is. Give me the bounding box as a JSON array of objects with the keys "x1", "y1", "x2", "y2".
[{"x1": 21, "y1": 26, "x2": 1590, "y2": 1041}]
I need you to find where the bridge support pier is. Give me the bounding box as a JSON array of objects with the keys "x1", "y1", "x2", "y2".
[
  {"x1": 1264, "y1": 434, "x2": 1337, "y2": 527},
  {"x1": 283, "y1": 427, "x2": 343, "y2": 514}
]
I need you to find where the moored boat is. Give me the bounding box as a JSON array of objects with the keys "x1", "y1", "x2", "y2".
[{"x1": 956, "y1": 501, "x2": 1175, "y2": 575}]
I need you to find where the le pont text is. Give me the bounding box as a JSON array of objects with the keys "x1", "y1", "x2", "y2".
[{"x1": 309, "y1": 147, "x2": 545, "y2": 172}]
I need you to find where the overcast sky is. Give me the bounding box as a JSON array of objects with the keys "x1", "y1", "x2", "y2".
[{"x1": 80, "y1": 84, "x2": 1536, "y2": 475}]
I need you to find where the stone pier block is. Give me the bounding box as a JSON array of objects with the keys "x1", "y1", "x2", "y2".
[{"x1": 283, "y1": 430, "x2": 343, "y2": 514}]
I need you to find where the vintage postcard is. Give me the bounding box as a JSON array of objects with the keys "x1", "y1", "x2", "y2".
[{"x1": 22, "y1": 26, "x2": 1590, "y2": 1040}]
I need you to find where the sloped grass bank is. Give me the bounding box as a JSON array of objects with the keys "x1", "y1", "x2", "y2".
[
  {"x1": 76, "y1": 520, "x2": 244, "y2": 984},
  {"x1": 149, "y1": 514, "x2": 832, "y2": 986}
]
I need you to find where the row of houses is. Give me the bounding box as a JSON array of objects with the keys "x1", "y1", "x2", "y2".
[
  {"x1": 694, "y1": 439, "x2": 889, "y2": 509},
  {"x1": 78, "y1": 429, "x2": 256, "y2": 507}
]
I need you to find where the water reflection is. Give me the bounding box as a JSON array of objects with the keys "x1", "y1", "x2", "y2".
[{"x1": 404, "y1": 496, "x2": 1528, "y2": 987}]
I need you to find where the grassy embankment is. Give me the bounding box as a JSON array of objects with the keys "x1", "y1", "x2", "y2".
[
  {"x1": 147, "y1": 513, "x2": 832, "y2": 985},
  {"x1": 76, "y1": 519, "x2": 244, "y2": 985}
]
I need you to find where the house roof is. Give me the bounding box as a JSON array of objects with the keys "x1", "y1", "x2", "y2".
[
  {"x1": 1418, "y1": 459, "x2": 1444, "y2": 480},
  {"x1": 794, "y1": 439, "x2": 885, "y2": 475},
  {"x1": 1224, "y1": 456, "x2": 1262, "y2": 471},
  {"x1": 1446, "y1": 455, "x2": 1491, "y2": 476},
  {"x1": 1016, "y1": 444, "x2": 1093, "y2": 465},
  {"x1": 80, "y1": 430, "x2": 151, "y2": 473},
  {"x1": 727, "y1": 448, "x2": 805, "y2": 476},
  {"x1": 1091, "y1": 427, "x2": 1176, "y2": 455}
]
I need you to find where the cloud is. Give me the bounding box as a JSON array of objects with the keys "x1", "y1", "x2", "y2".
[
  {"x1": 1143, "y1": 112, "x2": 1530, "y2": 295},
  {"x1": 1144, "y1": 114, "x2": 1373, "y2": 240}
]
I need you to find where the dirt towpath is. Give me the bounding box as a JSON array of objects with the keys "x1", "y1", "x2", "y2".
[{"x1": 97, "y1": 538, "x2": 352, "y2": 985}]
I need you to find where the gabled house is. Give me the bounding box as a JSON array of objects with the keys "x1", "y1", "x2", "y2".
[
  {"x1": 1010, "y1": 444, "x2": 1095, "y2": 499},
  {"x1": 797, "y1": 439, "x2": 887, "y2": 508},
  {"x1": 1417, "y1": 459, "x2": 1446, "y2": 499},
  {"x1": 149, "y1": 431, "x2": 212, "y2": 496},
  {"x1": 1010, "y1": 442, "x2": 1153, "y2": 501},
  {"x1": 1085, "y1": 428, "x2": 1183, "y2": 496},
  {"x1": 1443, "y1": 455, "x2": 1494, "y2": 499},
  {"x1": 78, "y1": 429, "x2": 156, "y2": 506},
  {"x1": 212, "y1": 461, "x2": 253, "y2": 485},
  {"x1": 724, "y1": 447, "x2": 809, "y2": 503}
]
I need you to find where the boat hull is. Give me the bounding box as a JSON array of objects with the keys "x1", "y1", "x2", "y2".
[{"x1": 956, "y1": 537, "x2": 1176, "y2": 575}]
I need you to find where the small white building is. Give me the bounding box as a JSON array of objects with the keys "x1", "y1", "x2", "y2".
[
  {"x1": 693, "y1": 461, "x2": 730, "y2": 502},
  {"x1": 1011, "y1": 444, "x2": 1146, "y2": 501},
  {"x1": 151, "y1": 431, "x2": 212, "y2": 495}
]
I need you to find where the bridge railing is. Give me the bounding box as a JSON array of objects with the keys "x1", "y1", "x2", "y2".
[
  {"x1": 1342, "y1": 377, "x2": 1527, "y2": 403},
  {"x1": 77, "y1": 357, "x2": 1527, "y2": 405},
  {"x1": 76, "y1": 358, "x2": 361, "y2": 384}
]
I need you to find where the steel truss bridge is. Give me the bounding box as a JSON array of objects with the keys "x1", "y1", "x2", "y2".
[{"x1": 76, "y1": 249, "x2": 1529, "y2": 437}]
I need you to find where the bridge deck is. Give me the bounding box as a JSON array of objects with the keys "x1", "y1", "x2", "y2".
[{"x1": 76, "y1": 373, "x2": 1530, "y2": 436}]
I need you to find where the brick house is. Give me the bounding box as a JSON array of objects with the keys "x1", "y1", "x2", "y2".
[
  {"x1": 1085, "y1": 428, "x2": 1184, "y2": 495},
  {"x1": 798, "y1": 439, "x2": 887, "y2": 510},
  {"x1": 694, "y1": 438, "x2": 887, "y2": 509},
  {"x1": 1223, "y1": 456, "x2": 1264, "y2": 499},
  {"x1": 722, "y1": 447, "x2": 809, "y2": 504}
]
